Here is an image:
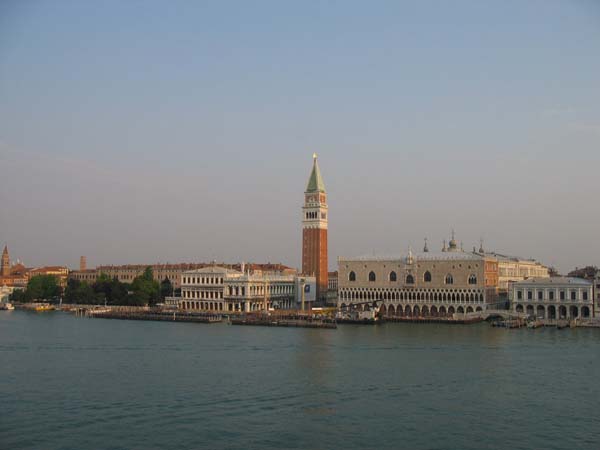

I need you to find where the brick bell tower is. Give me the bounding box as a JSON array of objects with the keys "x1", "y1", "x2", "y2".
[
  {"x1": 302, "y1": 153, "x2": 328, "y2": 302},
  {"x1": 1, "y1": 245, "x2": 10, "y2": 277}
]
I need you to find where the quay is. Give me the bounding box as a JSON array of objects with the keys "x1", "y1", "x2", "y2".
[
  {"x1": 336, "y1": 318, "x2": 380, "y2": 325},
  {"x1": 230, "y1": 313, "x2": 337, "y2": 329},
  {"x1": 383, "y1": 316, "x2": 483, "y2": 325},
  {"x1": 87, "y1": 308, "x2": 223, "y2": 324}
]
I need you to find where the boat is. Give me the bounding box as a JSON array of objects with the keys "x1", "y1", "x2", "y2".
[
  {"x1": 335, "y1": 308, "x2": 380, "y2": 325},
  {"x1": 0, "y1": 302, "x2": 15, "y2": 310},
  {"x1": 33, "y1": 303, "x2": 54, "y2": 311},
  {"x1": 527, "y1": 320, "x2": 542, "y2": 329}
]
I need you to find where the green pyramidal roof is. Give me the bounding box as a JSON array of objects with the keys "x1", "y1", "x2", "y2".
[{"x1": 306, "y1": 155, "x2": 326, "y2": 193}]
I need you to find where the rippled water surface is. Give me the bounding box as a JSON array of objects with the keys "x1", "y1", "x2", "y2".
[{"x1": 1, "y1": 311, "x2": 599, "y2": 450}]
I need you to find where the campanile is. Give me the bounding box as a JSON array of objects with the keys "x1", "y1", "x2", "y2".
[{"x1": 302, "y1": 154, "x2": 328, "y2": 302}]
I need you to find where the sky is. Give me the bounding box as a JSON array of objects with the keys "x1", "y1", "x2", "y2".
[{"x1": 0, "y1": 0, "x2": 599, "y2": 273}]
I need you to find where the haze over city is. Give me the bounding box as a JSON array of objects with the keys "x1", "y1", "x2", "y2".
[{"x1": 1, "y1": 1, "x2": 599, "y2": 272}]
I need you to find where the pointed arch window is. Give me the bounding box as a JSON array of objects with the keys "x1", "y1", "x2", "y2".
[
  {"x1": 468, "y1": 274, "x2": 477, "y2": 285},
  {"x1": 389, "y1": 271, "x2": 397, "y2": 282},
  {"x1": 445, "y1": 274, "x2": 454, "y2": 285},
  {"x1": 424, "y1": 271, "x2": 432, "y2": 282},
  {"x1": 406, "y1": 274, "x2": 414, "y2": 285},
  {"x1": 368, "y1": 271, "x2": 376, "y2": 282},
  {"x1": 349, "y1": 271, "x2": 356, "y2": 282}
]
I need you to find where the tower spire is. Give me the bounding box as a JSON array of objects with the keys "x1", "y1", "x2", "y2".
[{"x1": 305, "y1": 154, "x2": 326, "y2": 193}]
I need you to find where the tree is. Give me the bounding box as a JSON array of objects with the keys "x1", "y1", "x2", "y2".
[
  {"x1": 160, "y1": 277, "x2": 173, "y2": 300},
  {"x1": 22, "y1": 275, "x2": 62, "y2": 302},
  {"x1": 130, "y1": 267, "x2": 160, "y2": 306},
  {"x1": 93, "y1": 275, "x2": 129, "y2": 305},
  {"x1": 9, "y1": 289, "x2": 26, "y2": 303},
  {"x1": 64, "y1": 279, "x2": 100, "y2": 304}
]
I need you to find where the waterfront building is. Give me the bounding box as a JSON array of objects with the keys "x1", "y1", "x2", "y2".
[
  {"x1": 508, "y1": 277, "x2": 593, "y2": 319},
  {"x1": 96, "y1": 263, "x2": 209, "y2": 288},
  {"x1": 29, "y1": 266, "x2": 69, "y2": 288},
  {"x1": 69, "y1": 262, "x2": 295, "y2": 289},
  {"x1": 327, "y1": 271, "x2": 338, "y2": 305},
  {"x1": 69, "y1": 269, "x2": 98, "y2": 284},
  {"x1": 178, "y1": 266, "x2": 314, "y2": 312},
  {"x1": 328, "y1": 271, "x2": 338, "y2": 292},
  {"x1": 237, "y1": 263, "x2": 296, "y2": 277},
  {"x1": 221, "y1": 273, "x2": 298, "y2": 312},
  {"x1": 0, "y1": 285, "x2": 15, "y2": 303},
  {"x1": 70, "y1": 263, "x2": 209, "y2": 287},
  {"x1": 302, "y1": 154, "x2": 328, "y2": 302},
  {"x1": 594, "y1": 274, "x2": 600, "y2": 318},
  {"x1": 179, "y1": 266, "x2": 243, "y2": 311},
  {"x1": 477, "y1": 251, "x2": 549, "y2": 293},
  {"x1": 0, "y1": 246, "x2": 29, "y2": 288},
  {"x1": 338, "y1": 233, "x2": 501, "y2": 316}
]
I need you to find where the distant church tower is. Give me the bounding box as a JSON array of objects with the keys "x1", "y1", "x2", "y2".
[
  {"x1": 302, "y1": 154, "x2": 328, "y2": 302},
  {"x1": 1, "y1": 245, "x2": 10, "y2": 277}
]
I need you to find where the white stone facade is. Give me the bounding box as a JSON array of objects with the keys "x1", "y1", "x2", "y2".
[
  {"x1": 509, "y1": 277, "x2": 593, "y2": 319},
  {"x1": 180, "y1": 267, "x2": 243, "y2": 312},
  {"x1": 338, "y1": 246, "x2": 497, "y2": 317},
  {"x1": 179, "y1": 266, "x2": 314, "y2": 313},
  {"x1": 223, "y1": 274, "x2": 297, "y2": 312},
  {"x1": 482, "y1": 252, "x2": 549, "y2": 292}
]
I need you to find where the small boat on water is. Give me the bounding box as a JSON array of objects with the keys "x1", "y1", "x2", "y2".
[
  {"x1": 32, "y1": 303, "x2": 54, "y2": 311},
  {"x1": 527, "y1": 320, "x2": 542, "y2": 329},
  {"x1": 0, "y1": 302, "x2": 15, "y2": 310},
  {"x1": 335, "y1": 309, "x2": 380, "y2": 325}
]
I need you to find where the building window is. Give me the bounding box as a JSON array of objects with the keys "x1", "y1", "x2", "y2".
[
  {"x1": 389, "y1": 271, "x2": 397, "y2": 282},
  {"x1": 468, "y1": 274, "x2": 477, "y2": 285},
  {"x1": 517, "y1": 290, "x2": 522, "y2": 300},
  {"x1": 583, "y1": 291, "x2": 588, "y2": 301},
  {"x1": 549, "y1": 291, "x2": 554, "y2": 301},
  {"x1": 445, "y1": 274, "x2": 453, "y2": 285},
  {"x1": 368, "y1": 271, "x2": 376, "y2": 282},
  {"x1": 537, "y1": 291, "x2": 543, "y2": 300},
  {"x1": 349, "y1": 271, "x2": 356, "y2": 282},
  {"x1": 424, "y1": 271, "x2": 432, "y2": 283},
  {"x1": 560, "y1": 290, "x2": 565, "y2": 300},
  {"x1": 406, "y1": 274, "x2": 414, "y2": 284},
  {"x1": 527, "y1": 290, "x2": 533, "y2": 300},
  {"x1": 571, "y1": 291, "x2": 576, "y2": 301}
]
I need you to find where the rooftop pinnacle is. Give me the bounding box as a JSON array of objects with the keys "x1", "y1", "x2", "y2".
[{"x1": 305, "y1": 154, "x2": 326, "y2": 193}]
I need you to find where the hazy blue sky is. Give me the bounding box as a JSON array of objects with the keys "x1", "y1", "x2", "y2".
[{"x1": 1, "y1": 0, "x2": 599, "y2": 273}]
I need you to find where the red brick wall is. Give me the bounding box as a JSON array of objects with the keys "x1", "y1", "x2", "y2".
[{"x1": 302, "y1": 228, "x2": 328, "y2": 301}]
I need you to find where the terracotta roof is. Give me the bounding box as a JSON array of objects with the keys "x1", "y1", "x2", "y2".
[{"x1": 30, "y1": 266, "x2": 68, "y2": 273}]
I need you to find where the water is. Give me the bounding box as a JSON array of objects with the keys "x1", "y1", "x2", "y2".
[{"x1": 1, "y1": 311, "x2": 599, "y2": 450}]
